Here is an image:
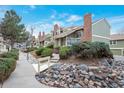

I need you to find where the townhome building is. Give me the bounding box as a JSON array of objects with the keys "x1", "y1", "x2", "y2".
[
  {"x1": 51, "y1": 14, "x2": 111, "y2": 46},
  {"x1": 38, "y1": 32, "x2": 52, "y2": 47},
  {"x1": 0, "y1": 33, "x2": 8, "y2": 54},
  {"x1": 38, "y1": 14, "x2": 111, "y2": 47},
  {"x1": 110, "y1": 34, "x2": 124, "y2": 55}
]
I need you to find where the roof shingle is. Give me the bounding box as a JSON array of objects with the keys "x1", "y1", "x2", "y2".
[{"x1": 110, "y1": 34, "x2": 124, "y2": 40}]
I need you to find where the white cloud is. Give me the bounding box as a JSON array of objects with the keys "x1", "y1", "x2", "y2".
[
  {"x1": 22, "y1": 10, "x2": 29, "y2": 14},
  {"x1": 0, "y1": 6, "x2": 9, "y2": 18},
  {"x1": 108, "y1": 15, "x2": 124, "y2": 25},
  {"x1": 26, "y1": 22, "x2": 53, "y2": 38},
  {"x1": 50, "y1": 14, "x2": 56, "y2": 19},
  {"x1": 107, "y1": 15, "x2": 124, "y2": 34},
  {"x1": 29, "y1": 5, "x2": 36, "y2": 9},
  {"x1": 50, "y1": 9, "x2": 69, "y2": 20},
  {"x1": 53, "y1": 21, "x2": 65, "y2": 26},
  {"x1": 92, "y1": 14, "x2": 95, "y2": 18},
  {"x1": 59, "y1": 13, "x2": 69, "y2": 19},
  {"x1": 50, "y1": 9, "x2": 57, "y2": 19},
  {"x1": 66, "y1": 15, "x2": 82, "y2": 22}
]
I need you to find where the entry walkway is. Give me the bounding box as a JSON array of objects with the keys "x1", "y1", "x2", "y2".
[{"x1": 2, "y1": 51, "x2": 49, "y2": 88}]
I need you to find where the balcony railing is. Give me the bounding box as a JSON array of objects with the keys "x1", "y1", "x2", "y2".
[{"x1": 67, "y1": 38, "x2": 80, "y2": 46}]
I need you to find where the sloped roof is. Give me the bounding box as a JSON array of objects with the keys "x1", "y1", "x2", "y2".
[
  {"x1": 54, "y1": 18, "x2": 108, "y2": 39},
  {"x1": 110, "y1": 34, "x2": 124, "y2": 40},
  {"x1": 54, "y1": 26, "x2": 83, "y2": 39},
  {"x1": 92, "y1": 18, "x2": 111, "y2": 28}
]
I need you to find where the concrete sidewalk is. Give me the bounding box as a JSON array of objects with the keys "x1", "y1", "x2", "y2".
[{"x1": 2, "y1": 51, "x2": 49, "y2": 88}]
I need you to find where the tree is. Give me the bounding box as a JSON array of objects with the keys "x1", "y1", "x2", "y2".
[{"x1": 0, "y1": 10, "x2": 29, "y2": 48}]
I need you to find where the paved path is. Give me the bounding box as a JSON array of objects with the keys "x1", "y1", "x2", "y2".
[{"x1": 2, "y1": 51, "x2": 49, "y2": 88}]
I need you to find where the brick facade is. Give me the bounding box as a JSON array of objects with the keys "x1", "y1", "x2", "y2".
[
  {"x1": 41, "y1": 32, "x2": 45, "y2": 41},
  {"x1": 38, "y1": 31, "x2": 45, "y2": 46},
  {"x1": 53, "y1": 24, "x2": 59, "y2": 36},
  {"x1": 81, "y1": 14, "x2": 92, "y2": 42},
  {"x1": 38, "y1": 32, "x2": 42, "y2": 41}
]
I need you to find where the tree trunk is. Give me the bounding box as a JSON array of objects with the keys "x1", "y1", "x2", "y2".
[{"x1": 10, "y1": 40, "x2": 14, "y2": 49}]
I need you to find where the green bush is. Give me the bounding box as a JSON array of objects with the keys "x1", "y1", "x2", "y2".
[
  {"x1": 54, "y1": 46, "x2": 60, "y2": 49},
  {"x1": 71, "y1": 41, "x2": 113, "y2": 59},
  {"x1": 1, "y1": 49, "x2": 19, "y2": 60},
  {"x1": 41, "y1": 48, "x2": 52, "y2": 57},
  {"x1": 91, "y1": 42, "x2": 113, "y2": 58},
  {"x1": 0, "y1": 58, "x2": 16, "y2": 82},
  {"x1": 60, "y1": 46, "x2": 70, "y2": 59},
  {"x1": 23, "y1": 47, "x2": 37, "y2": 53},
  {"x1": 35, "y1": 47, "x2": 44, "y2": 56},
  {"x1": 71, "y1": 41, "x2": 91, "y2": 56},
  {"x1": 0, "y1": 49, "x2": 19, "y2": 82},
  {"x1": 46, "y1": 44, "x2": 54, "y2": 49},
  {"x1": 27, "y1": 47, "x2": 37, "y2": 52}
]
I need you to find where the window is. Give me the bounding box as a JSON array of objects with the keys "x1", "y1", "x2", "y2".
[
  {"x1": 110, "y1": 40, "x2": 117, "y2": 45},
  {"x1": 60, "y1": 30, "x2": 63, "y2": 33}
]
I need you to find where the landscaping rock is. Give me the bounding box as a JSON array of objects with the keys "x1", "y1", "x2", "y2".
[
  {"x1": 73, "y1": 83, "x2": 82, "y2": 88},
  {"x1": 77, "y1": 64, "x2": 89, "y2": 71},
  {"x1": 89, "y1": 71, "x2": 94, "y2": 76},
  {"x1": 94, "y1": 82, "x2": 102, "y2": 87},
  {"x1": 67, "y1": 78, "x2": 73, "y2": 83},
  {"x1": 35, "y1": 59, "x2": 124, "y2": 88},
  {"x1": 52, "y1": 74, "x2": 59, "y2": 80},
  {"x1": 84, "y1": 78, "x2": 89, "y2": 85},
  {"x1": 80, "y1": 70, "x2": 88, "y2": 75},
  {"x1": 60, "y1": 71, "x2": 69, "y2": 75}
]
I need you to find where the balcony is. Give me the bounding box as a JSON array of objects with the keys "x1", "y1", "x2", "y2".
[{"x1": 67, "y1": 38, "x2": 80, "y2": 46}]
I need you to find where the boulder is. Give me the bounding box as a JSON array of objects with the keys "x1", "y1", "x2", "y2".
[
  {"x1": 73, "y1": 83, "x2": 82, "y2": 88},
  {"x1": 76, "y1": 64, "x2": 89, "y2": 71}
]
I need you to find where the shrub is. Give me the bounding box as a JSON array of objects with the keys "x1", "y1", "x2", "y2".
[
  {"x1": 60, "y1": 46, "x2": 70, "y2": 59},
  {"x1": 41, "y1": 48, "x2": 52, "y2": 57},
  {"x1": 23, "y1": 47, "x2": 37, "y2": 53},
  {"x1": 92, "y1": 42, "x2": 112, "y2": 58},
  {"x1": 0, "y1": 49, "x2": 19, "y2": 82},
  {"x1": 1, "y1": 49, "x2": 19, "y2": 60},
  {"x1": 71, "y1": 41, "x2": 113, "y2": 59},
  {"x1": 46, "y1": 43, "x2": 54, "y2": 49},
  {"x1": 35, "y1": 47, "x2": 44, "y2": 56},
  {"x1": 54, "y1": 46, "x2": 60, "y2": 49},
  {"x1": 27, "y1": 47, "x2": 37, "y2": 52},
  {"x1": 71, "y1": 42, "x2": 91, "y2": 57},
  {"x1": 0, "y1": 58, "x2": 16, "y2": 82}
]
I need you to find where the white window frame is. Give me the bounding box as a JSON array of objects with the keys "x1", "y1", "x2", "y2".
[{"x1": 110, "y1": 40, "x2": 117, "y2": 45}]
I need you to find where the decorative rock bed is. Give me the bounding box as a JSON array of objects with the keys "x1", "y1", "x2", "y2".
[{"x1": 35, "y1": 58, "x2": 124, "y2": 88}]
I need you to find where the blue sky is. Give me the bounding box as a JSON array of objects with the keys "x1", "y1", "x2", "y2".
[{"x1": 0, "y1": 5, "x2": 124, "y2": 37}]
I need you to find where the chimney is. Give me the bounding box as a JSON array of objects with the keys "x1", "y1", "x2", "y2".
[
  {"x1": 38, "y1": 32, "x2": 41, "y2": 41},
  {"x1": 81, "y1": 13, "x2": 92, "y2": 42},
  {"x1": 42, "y1": 32, "x2": 45, "y2": 40},
  {"x1": 53, "y1": 24, "x2": 59, "y2": 36}
]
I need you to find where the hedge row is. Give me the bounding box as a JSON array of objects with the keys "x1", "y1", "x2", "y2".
[
  {"x1": 35, "y1": 41, "x2": 113, "y2": 60},
  {"x1": 55, "y1": 42, "x2": 113, "y2": 59},
  {"x1": 0, "y1": 49, "x2": 19, "y2": 82},
  {"x1": 1, "y1": 49, "x2": 19, "y2": 60}
]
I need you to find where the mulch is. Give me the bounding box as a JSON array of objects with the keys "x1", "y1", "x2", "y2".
[{"x1": 59, "y1": 56, "x2": 100, "y2": 66}]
